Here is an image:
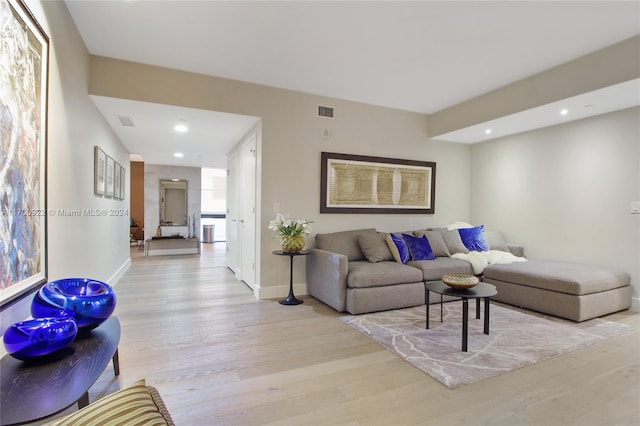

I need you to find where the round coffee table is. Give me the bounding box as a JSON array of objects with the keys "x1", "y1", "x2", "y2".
[{"x1": 425, "y1": 281, "x2": 497, "y2": 352}]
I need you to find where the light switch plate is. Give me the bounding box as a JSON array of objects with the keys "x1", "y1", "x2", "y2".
[{"x1": 631, "y1": 201, "x2": 640, "y2": 214}]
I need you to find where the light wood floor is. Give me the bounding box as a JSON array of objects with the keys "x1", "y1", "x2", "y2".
[{"x1": 41, "y1": 243, "x2": 639, "y2": 425}]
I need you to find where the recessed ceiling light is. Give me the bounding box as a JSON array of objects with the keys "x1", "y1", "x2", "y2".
[
  {"x1": 560, "y1": 109, "x2": 569, "y2": 116},
  {"x1": 174, "y1": 152, "x2": 184, "y2": 158},
  {"x1": 485, "y1": 129, "x2": 492, "y2": 135},
  {"x1": 174, "y1": 120, "x2": 188, "y2": 132}
]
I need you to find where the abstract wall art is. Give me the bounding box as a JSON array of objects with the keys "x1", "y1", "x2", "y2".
[{"x1": 1, "y1": 0, "x2": 49, "y2": 307}]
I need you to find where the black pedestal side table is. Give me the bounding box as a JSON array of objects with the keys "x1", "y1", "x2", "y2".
[{"x1": 272, "y1": 249, "x2": 311, "y2": 305}]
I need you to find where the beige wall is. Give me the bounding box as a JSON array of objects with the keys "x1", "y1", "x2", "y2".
[
  {"x1": 86, "y1": 53, "x2": 640, "y2": 305},
  {"x1": 87, "y1": 57, "x2": 472, "y2": 297},
  {"x1": 1, "y1": 1, "x2": 131, "y2": 331},
  {"x1": 470, "y1": 107, "x2": 640, "y2": 310}
]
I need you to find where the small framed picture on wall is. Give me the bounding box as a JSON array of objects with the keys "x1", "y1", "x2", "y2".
[
  {"x1": 94, "y1": 146, "x2": 106, "y2": 196},
  {"x1": 105, "y1": 155, "x2": 115, "y2": 197}
]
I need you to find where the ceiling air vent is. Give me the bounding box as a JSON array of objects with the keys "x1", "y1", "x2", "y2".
[
  {"x1": 317, "y1": 105, "x2": 334, "y2": 118},
  {"x1": 117, "y1": 115, "x2": 135, "y2": 127}
]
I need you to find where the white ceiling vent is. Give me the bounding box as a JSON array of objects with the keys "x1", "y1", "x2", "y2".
[
  {"x1": 317, "y1": 105, "x2": 334, "y2": 118},
  {"x1": 117, "y1": 115, "x2": 135, "y2": 127}
]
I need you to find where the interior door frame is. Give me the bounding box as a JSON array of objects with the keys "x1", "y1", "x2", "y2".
[{"x1": 239, "y1": 135, "x2": 257, "y2": 288}]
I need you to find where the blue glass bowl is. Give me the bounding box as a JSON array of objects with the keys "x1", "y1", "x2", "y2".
[
  {"x1": 3, "y1": 317, "x2": 78, "y2": 360},
  {"x1": 31, "y1": 278, "x2": 116, "y2": 330}
]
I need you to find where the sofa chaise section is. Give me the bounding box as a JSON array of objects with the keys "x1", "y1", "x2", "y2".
[{"x1": 484, "y1": 260, "x2": 632, "y2": 322}]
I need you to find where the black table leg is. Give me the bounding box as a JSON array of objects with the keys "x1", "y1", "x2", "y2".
[
  {"x1": 78, "y1": 391, "x2": 89, "y2": 409},
  {"x1": 280, "y1": 254, "x2": 303, "y2": 305},
  {"x1": 440, "y1": 294, "x2": 443, "y2": 322},
  {"x1": 112, "y1": 349, "x2": 120, "y2": 376},
  {"x1": 462, "y1": 298, "x2": 468, "y2": 352},
  {"x1": 476, "y1": 298, "x2": 481, "y2": 319},
  {"x1": 484, "y1": 297, "x2": 491, "y2": 335},
  {"x1": 425, "y1": 288, "x2": 430, "y2": 329}
]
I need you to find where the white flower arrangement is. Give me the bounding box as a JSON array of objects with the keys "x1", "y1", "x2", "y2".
[{"x1": 268, "y1": 213, "x2": 313, "y2": 237}]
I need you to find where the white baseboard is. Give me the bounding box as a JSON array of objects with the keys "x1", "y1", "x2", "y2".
[
  {"x1": 255, "y1": 283, "x2": 308, "y2": 300},
  {"x1": 109, "y1": 257, "x2": 131, "y2": 287}
]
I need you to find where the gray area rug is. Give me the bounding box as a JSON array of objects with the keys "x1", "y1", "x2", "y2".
[{"x1": 341, "y1": 303, "x2": 634, "y2": 389}]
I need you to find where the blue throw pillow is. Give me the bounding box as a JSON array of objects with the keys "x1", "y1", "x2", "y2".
[
  {"x1": 403, "y1": 233, "x2": 436, "y2": 261},
  {"x1": 458, "y1": 225, "x2": 490, "y2": 252},
  {"x1": 389, "y1": 233, "x2": 410, "y2": 264}
]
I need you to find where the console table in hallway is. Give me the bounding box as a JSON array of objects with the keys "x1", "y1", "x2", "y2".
[{"x1": 145, "y1": 237, "x2": 200, "y2": 256}]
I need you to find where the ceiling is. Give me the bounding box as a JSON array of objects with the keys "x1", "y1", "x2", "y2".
[
  {"x1": 90, "y1": 95, "x2": 259, "y2": 168},
  {"x1": 64, "y1": 1, "x2": 640, "y2": 167}
]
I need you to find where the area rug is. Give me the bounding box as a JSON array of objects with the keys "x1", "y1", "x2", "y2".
[{"x1": 341, "y1": 303, "x2": 634, "y2": 389}]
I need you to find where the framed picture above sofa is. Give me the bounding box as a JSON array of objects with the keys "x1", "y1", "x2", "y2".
[{"x1": 320, "y1": 152, "x2": 436, "y2": 214}]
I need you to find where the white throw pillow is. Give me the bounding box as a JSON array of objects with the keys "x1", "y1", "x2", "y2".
[{"x1": 446, "y1": 221, "x2": 473, "y2": 231}]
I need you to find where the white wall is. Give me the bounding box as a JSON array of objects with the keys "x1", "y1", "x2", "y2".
[
  {"x1": 144, "y1": 164, "x2": 202, "y2": 240},
  {"x1": 470, "y1": 107, "x2": 640, "y2": 310},
  {"x1": 1, "y1": 1, "x2": 130, "y2": 333},
  {"x1": 259, "y1": 99, "x2": 472, "y2": 298}
]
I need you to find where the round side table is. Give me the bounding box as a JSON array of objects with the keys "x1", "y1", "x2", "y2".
[{"x1": 272, "y1": 249, "x2": 311, "y2": 305}]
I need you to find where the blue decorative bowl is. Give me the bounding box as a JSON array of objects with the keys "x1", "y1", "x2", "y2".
[
  {"x1": 3, "y1": 317, "x2": 78, "y2": 360},
  {"x1": 31, "y1": 278, "x2": 116, "y2": 330}
]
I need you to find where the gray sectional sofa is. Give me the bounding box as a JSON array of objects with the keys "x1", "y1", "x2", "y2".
[{"x1": 306, "y1": 227, "x2": 632, "y2": 321}]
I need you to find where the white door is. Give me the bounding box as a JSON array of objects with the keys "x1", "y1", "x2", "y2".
[
  {"x1": 240, "y1": 135, "x2": 256, "y2": 287},
  {"x1": 226, "y1": 152, "x2": 240, "y2": 276}
]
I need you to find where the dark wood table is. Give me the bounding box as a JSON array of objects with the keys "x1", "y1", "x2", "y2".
[
  {"x1": 272, "y1": 250, "x2": 310, "y2": 305},
  {"x1": 425, "y1": 281, "x2": 497, "y2": 352},
  {"x1": 0, "y1": 316, "x2": 121, "y2": 425}
]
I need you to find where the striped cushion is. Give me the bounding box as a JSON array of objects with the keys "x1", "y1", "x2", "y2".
[{"x1": 52, "y1": 380, "x2": 174, "y2": 426}]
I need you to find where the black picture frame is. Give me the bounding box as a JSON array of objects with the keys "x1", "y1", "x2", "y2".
[
  {"x1": 320, "y1": 152, "x2": 436, "y2": 214},
  {"x1": 94, "y1": 146, "x2": 106, "y2": 196}
]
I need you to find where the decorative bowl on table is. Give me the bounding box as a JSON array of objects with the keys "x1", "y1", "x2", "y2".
[
  {"x1": 442, "y1": 273, "x2": 480, "y2": 289},
  {"x1": 3, "y1": 317, "x2": 78, "y2": 360},
  {"x1": 31, "y1": 278, "x2": 116, "y2": 331}
]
